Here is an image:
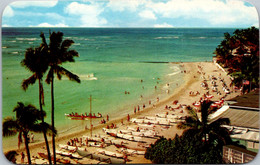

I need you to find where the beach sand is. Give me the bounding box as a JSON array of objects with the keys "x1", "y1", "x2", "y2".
[{"x1": 4, "y1": 61, "x2": 241, "y2": 164}]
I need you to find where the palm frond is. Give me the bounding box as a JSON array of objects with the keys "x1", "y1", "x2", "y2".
[
  {"x1": 22, "y1": 74, "x2": 37, "y2": 91},
  {"x1": 40, "y1": 32, "x2": 48, "y2": 47},
  {"x1": 187, "y1": 108, "x2": 199, "y2": 121},
  {"x1": 49, "y1": 31, "x2": 63, "y2": 51},
  {"x1": 2, "y1": 117, "x2": 18, "y2": 137},
  {"x1": 40, "y1": 122, "x2": 57, "y2": 136},
  {"x1": 209, "y1": 118, "x2": 230, "y2": 128},
  {"x1": 63, "y1": 50, "x2": 79, "y2": 62},
  {"x1": 55, "y1": 65, "x2": 81, "y2": 83},
  {"x1": 177, "y1": 116, "x2": 201, "y2": 130},
  {"x1": 61, "y1": 39, "x2": 74, "y2": 50}
]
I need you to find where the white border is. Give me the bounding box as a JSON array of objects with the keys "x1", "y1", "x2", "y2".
[{"x1": 0, "y1": 0, "x2": 259, "y2": 165}]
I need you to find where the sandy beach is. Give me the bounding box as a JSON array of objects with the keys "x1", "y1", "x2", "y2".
[{"x1": 4, "y1": 61, "x2": 241, "y2": 164}]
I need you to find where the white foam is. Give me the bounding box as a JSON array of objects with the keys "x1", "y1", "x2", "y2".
[
  {"x1": 79, "y1": 73, "x2": 98, "y2": 80},
  {"x1": 168, "y1": 66, "x2": 181, "y2": 76},
  {"x1": 16, "y1": 38, "x2": 38, "y2": 41},
  {"x1": 154, "y1": 36, "x2": 179, "y2": 40}
]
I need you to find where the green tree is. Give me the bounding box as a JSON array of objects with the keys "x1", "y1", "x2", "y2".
[
  {"x1": 2, "y1": 102, "x2": 55, "y2": 164},
  {"x1": 145, "y1": 101, "x2": 232, "y2": 163},
  {"x1": 177, "y1": 100, "x2": 232, "y2": 147},
  {"x1": 4, "y1": 151, "x2": 18, "y2": 164},
  {"x1": 21, "y1": 44, "x2": 52, "y2": 164},
  {"x1": 214, "y1": 27, "x2": 259, "y2": 90},
  {"x1": 40, "y1": 31, "x2": 81, "y2": 164}
]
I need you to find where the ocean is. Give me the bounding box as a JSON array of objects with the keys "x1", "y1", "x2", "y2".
[{"x1": 1, "y1": 27, "x2": 236, "y2": 149}]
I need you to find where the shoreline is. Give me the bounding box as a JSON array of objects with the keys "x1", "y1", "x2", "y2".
[
  {"x1": 3, "y1": 61, "x2": 240, "y2": 164},
  {"x1": 3, "y1": 61, "x2": 190, "y2": 153}
]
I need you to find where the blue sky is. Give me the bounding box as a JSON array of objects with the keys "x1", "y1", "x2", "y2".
[{"x1": 2, "y1": 0, "x2": 259, "y2": 28}]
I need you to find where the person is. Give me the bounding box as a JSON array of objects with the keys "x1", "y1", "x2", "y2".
[
  {"x1": 98, "y1": 112, "x2": 102, "y2": 117},
  {"x1": 30, "y1": 133, "x2": 34, "y2": 143},
  {"x1": 85, "y1": 138, "x2": 89, "y2": 146},
  {"x1": 136, "y1": 127, "x2": 140, "y2": 132},
  {"x1": 123, "y1": 153, "x2": 128, "y2": 162},
  {"x1": 134, "y1": 107, "x2": 136, "y2": 114},
  {"x1": 21, "y1": 152, "x2": 25, "y2": 164},
  {"x1": 121, "y1": 119, "x2": 124, "y2": 125},
  {"x1": 111, "y1": 123, "x2": 114, "y2": 128},
  {"x1": 107, "y1": 115, "x2": 109, "y2": 121},
  {"x1": 127, "y1": 114, "x2": 130, "y2": 122}
]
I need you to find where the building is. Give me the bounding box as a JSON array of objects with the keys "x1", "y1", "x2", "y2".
[{"x1": 210, "y1": 89, "x2": 259, "y2": 163}]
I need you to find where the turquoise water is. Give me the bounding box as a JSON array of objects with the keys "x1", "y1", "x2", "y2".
[{"x1": 2, "y1": 28, "x2": 236, "y2": 137}]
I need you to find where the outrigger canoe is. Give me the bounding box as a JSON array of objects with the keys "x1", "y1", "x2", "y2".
[
  {"x1": 38, "y1": 152, "x2": 70, "y2": 164},
  {"x1": 69, "y1": 117, "x2": 88, "y2": 121},
  {"x1": 77, "y1": 149, "x2": 125, "y2": 164}
]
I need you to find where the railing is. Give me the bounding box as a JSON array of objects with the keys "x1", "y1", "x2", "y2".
[{"x1": 223, "y1": 145, "x2": 256, "y2": 163}]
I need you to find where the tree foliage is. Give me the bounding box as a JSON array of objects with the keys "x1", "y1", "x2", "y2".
[
  {"x1": 40, "y1": 31, "x2": 81, "y2": 164},
  {"x1": 145, "y1": 100, "x2": 232, "y2": 164},
  {"x1": 214, "y1": 27, "x2": 259, "y2": 89},
  {"x1": 2, "y1": 102, "x2": 55, "y2": 164}
]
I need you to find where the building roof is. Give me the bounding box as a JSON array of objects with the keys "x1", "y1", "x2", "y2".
[
  {"x1": 211, "y1": 89, "x2": 259, "y2": 129},
  {"x1": 214, "y1": 106, "x2": 259, "y2": 129},
  {"x1": 227, "y1": 89, "x2": 259, "y2": 108}
]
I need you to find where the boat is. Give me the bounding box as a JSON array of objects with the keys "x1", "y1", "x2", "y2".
[
  {"x1": 56, "y1": 150, "x2": 83, "y2": 159},
  {"x1": 69, "y1": 117, "x2": 88, "y2": 120},
  {"x1": 119, "y1": 148, "x2": 146, "y2": 155},
  {"x1": 77, "y1": 149, "x2": 125, "y2": 164},
  {"x1": 103, "y1": 128, "x2": 158, "y2": 139},
  {"x1": 65, "y1": 113, "x2": 102, "y2": 119},
  {"x1": 106, "y1": 132, "x2": 146, "y2": 143},
  {"x1": 97, "y1": 149, "x2": 124, "y2": 159},
  {"x1": 114, "y1": 144, "x2": 128, "y2": 149},
  {"x1": 38, "y1": 152, "x2": 71, "y2": 164}
]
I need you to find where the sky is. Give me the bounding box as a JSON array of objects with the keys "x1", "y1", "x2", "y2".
[{"x1": 2, "y1": 0, "x2": 259, "y2": 28}]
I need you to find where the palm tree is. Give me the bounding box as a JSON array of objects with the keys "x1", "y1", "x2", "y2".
[
  {"x1": 2, "y1": 102, "x2": 55, "y2": 164},
  {"x1": 40, "y1": 31, "x2": 80, "y2": 164},
  {"x1": 177, "y1": 100, "x2": 232, "y2": 147},
  {"x1": 5, "y1": 151, "x2": 18, "y2": 164},
  {"x1": 21, "y1": 45, "x2": 52, "y2": 164}
]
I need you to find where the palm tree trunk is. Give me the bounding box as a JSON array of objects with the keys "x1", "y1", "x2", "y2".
[
  {"x1": 51, "y1": 75, "x2": 57, "y2": 164},
  {"x1": 23, "y1": 132, "x2": 31, "y2": 165},
  {"x1": 39, "y1": 80, "x2": 52, "y2": 164}
]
